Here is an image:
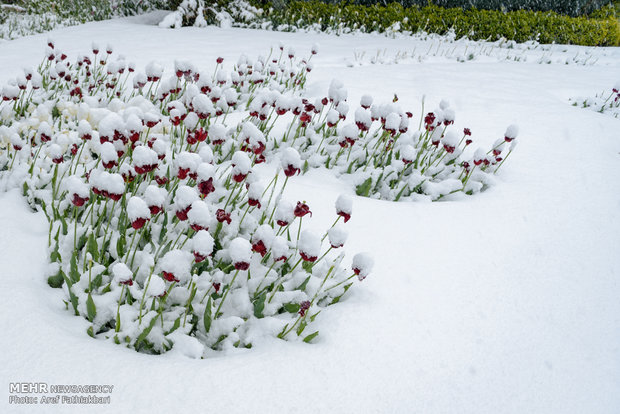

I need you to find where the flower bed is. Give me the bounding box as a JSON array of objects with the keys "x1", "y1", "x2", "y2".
[{"x1": 0, "y1": 39, "x2": 514, "y2": 355}]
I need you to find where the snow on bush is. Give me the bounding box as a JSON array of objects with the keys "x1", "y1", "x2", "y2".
[{"x1": 570, "y1": 81, "x2": 620, "y2": 118}]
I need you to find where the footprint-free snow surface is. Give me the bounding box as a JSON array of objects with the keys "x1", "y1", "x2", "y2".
[{"x1": 1, "y1": 11, "x2": 619, "y2": 414}]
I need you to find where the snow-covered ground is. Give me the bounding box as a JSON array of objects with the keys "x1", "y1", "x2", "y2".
[{"x1": 1, "y1": 11, "x2": 619, "y2": 413}]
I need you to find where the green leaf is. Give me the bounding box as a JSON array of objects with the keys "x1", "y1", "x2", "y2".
[
  {"x1": 134, "y1": 314, "x2": 158, "y2": 350},
  {"x1": 69, "y1": 254, "x2": 80, "y2": 284},
  {"x1": 158, "y1": 213, "x2": 168, "y2": 245},
  {"x1": 77, "y1": 233, "x2": 87, "y2": 251},
  {"x1": 203, "y1": 297, "x2": 213, "y2": 333},
  {"x1": 283, "y1": 303, "x2": 300, "y2": 314},
  {"x1": 303, "y1": 331, "x2": 319, "y2": 343},
  {"x1": 59, "y1": 213, "x2": 68, "y2": 236},
  {"x1": 296, "y1": 319, "x2": 307, "y2": 336},
  {"x1": 394, "y1": 184, "x2": 409, "y2": 202},
  {"x1": 50, "y1": 249, "x2": 61, "y2": 263},
  {"x1": 47, "y1": 268, "x2": 65, "y2": 288},
  {"x1": 330, "y1": 283, "x2": 353, "y2": 305},
  {"x1": 86, "y1": 293, "x2": 96, "y2": 322},
  {"x1": 165, "y1": 317, "x2": 181, "y2": 336},
  {"x1": 253, "y1": 292, "x2": 267, "y2": 318},
  {"x1": 309, "y1": 310, "x2": 322, "y2": 323},
  {"x1": 356, "y1": 177, "x2": 372, "y2": 197},
  {"x1": 302, "y1": 159, "x2": 309, "y2": 174},
  {"x1": 86, "y1": 326, "x2": 95, "y2": 338},
  {"x1": 296, "y1": 275, "x2": 311, "y2": 291},
  {"x1": 280, "y1": 261, "x2": 291, "y2": 276},
  {"x1": 87, "y1": 232, "x2": 98, "y2": 263},
  {"x1": 116, "y1": 233, "x2": 126, "y2": 258},
  {"x1": 301, "y1": 261, "x2": 313, "y2": 273}
]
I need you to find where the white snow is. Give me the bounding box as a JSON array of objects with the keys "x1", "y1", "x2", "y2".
[{"x1": 0, "y1": 12, "x2": 619, "y2": 414}]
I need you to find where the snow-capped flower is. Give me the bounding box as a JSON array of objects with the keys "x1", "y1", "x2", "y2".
[
  {"x1": 231, "y1": 151, "x2": 251, "y2": 183},
  {"x1": 66, "y1": 176, "x2": 90, "y2": 207},
  {"x1": 113, "y1": 263, "x2": 133, "y2": 286},
  {"x1": 229, "y1": 238, "x2": 252, "y2": 270},
  {"x1": 275, "y1": 200, "x2": 294, "y2": 227},
  {"x1": 174, "y1": 186, "x2": 198, "y2": 221},
  {"x1": 144, "y1": 185, "x2": 166, "y2": 215},
  {"x1": 127, "y1": 196, "x2": 150, "y2": 230},
  {"x1": 192, "y1": 230, "x2": 214, "y2": 263},
  {"x1": 335, "y1": 194, "x2": 352, "y2": 223},
  {"x1": 360, "y1": 94, "x2": 373, "y2": 109},
  {"x1": 251, "y1": 225, "x2": 274, "y2": 257},
  {"x1": 441, "y1": 131, "x2": 459, "y2": 154},
  {"x1": 271, "y1": 236, "x2": 289, "y2": 262},
  {"x1": 160, "y1": 250, "x2": 192, "y2": 283},
  {"x1": 504, "y1": 124, "x2": 519, "y2": 142},
  {"x1": 48, "y1": 143, "x2": 64, "y2": 164},
  {"x1": 281, "y1": 147, "x2": 301, "y2": 177},
  {"x1": 328, "y1": 225, "x2": 348, "y2": 248},
  {"x1": 401, "y1": 145, "x2": 416, "y2": 165},
  {"x1": 132, "y1": 146, "x2": 158, "y2": 174},
  {"x1": 352, "y1": 253, "x2": 373, "y2": 281},
  {"x1": 473, "y1": 148, "x2": 487, "y2": 166},
  {"x1": 298, "y1": 231, "x2": 321, "y2": 262},
  {"x1": 247, "y1": 182, "x2": 264, "y2": 209},
  {"x1": 187, "y1": 200, "x2": 211, "y2": 231}
]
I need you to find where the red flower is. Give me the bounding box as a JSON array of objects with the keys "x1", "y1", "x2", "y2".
[
  {"x1": 283, "y1": 164, "x2": 300, "y2": 178},
  {"x1": 234, "y1": 261, "x2": 249, "y2": 271},
  {"x1": 298, "y1": 300, "x2": 311, "y2": 317},
  {"x1": 216, "y1": 57, "x2": 224, "y2": 64},
  {"x1": 162, "y1": 271, "x2": 179, "y2": 282},
  {"x1": 134, "y1": 163, "x2": 157, "y2": 175},
  {"x1": 300, "y1": 252, "x2": 317, "y2": 262},
  {"x1": 149, "y1": 205, "x2": 162, "y2": 215},
  {"x1": 131, "y1": 217, "x2": 147, "y2": 230},
  {"x1": 198, "y1": 178, "x2": 215, "y2": 197},
  {"x1": 232, "y1": 173, "x2": 247, "y2": 183},
  {"x1": 294, "y1": 201, "x2": 312, "y2": 218},
  {"x1": 120, "y1": 279, "x2": 133, "y2": 286},
  {"x1": 190, "y1": 223, "x2": 206, "y2": 232},
  {"x1": 71, "y1": 194, "x2": 89, "y2": 207},
  {"x1": 248, "y1": 197, "x2": 261, "y2": 209},
  {"x1": 252, "y1": 240, "x2": 268, "y2": 257},
  {"x1": 216, "y1": 209, "x2": 231, "y2": 224},
  {"x1": 176, "y1": 205, "x2": 191, "y2": 221},
  {"x1": 193, "y1": 251, "x2": 206, "y2": 263},
  {"x1": 464, "y1": 128, "x2": 471, "y2": 136},
  {"x1": 177, "y1": 167, "x2": 190, "y2": 180},
  {"x1": 155, "y1": 175, "x2": 168, "y2": 186}
]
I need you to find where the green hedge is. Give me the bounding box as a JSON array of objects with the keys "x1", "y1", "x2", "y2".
[
  {"x1": 258, "y1": 1, "x2": 620, "y2": 46},
  {"x1": 301, "y1": 0, "x2": 613, "y2": 18}
]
